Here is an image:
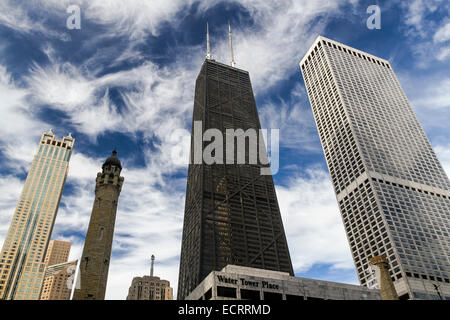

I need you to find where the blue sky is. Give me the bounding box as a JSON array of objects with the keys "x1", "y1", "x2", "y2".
[{"x1": 0, "y1": 0, "x2": 449, "y2": 299}]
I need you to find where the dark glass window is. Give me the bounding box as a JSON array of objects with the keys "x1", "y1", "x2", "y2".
[
  {"x1": 217, "y1": 286, "x2": 236, "y2": 298},
  {"x1": 263, "y1": 291, "x2": 283, "y2": 300},
  {"x1": 306, "y1": 296, "x2": 325, "y2": 301},
  {"x1": 286, "y1": 294, "x2": 305, "y2": 301},
  {"x1": 240, "y1": 289, "x2": 260, "y2": 300},
  {"x1": 204, "y1": 288, "x2": 212, "y2": 300}
]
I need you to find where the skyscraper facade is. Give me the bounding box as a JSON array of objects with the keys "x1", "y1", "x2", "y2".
[
  {"x1": 0, "y1": 130, "x2": 75, "y2": 300},
  {"x1": 177, "y1": 58, "x2": 293, "y2": 299},
  {"x1": 73, "y1": 150, "x2": 124, "y2": 300},
  {"x1": 39, "y1": 240, "x2": 74, "y2": 300},
  {"x1": 43, "y1": 240, "x2": 71, "y2": 267},
  {"x1": 300, "y1": 36, "x2": 450, "y2": 299}
]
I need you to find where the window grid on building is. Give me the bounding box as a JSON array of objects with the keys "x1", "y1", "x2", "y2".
[{"x1": 300, "y1": 36, "x2": 450, "y2": 300}]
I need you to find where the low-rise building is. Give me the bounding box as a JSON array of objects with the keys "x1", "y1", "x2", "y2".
[
  {"x1": 186, "y1": 265, "x2": 380, "y2": 300},
  {"x1": 126, "y1": 276, "x2": 173, "y2": 300}
]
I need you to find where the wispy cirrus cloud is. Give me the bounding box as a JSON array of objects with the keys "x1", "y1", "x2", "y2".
[
  {"x1": 212, "y1": 0, "x2": 342, "y2": 92},
  {"x1": 0, "y1": 65, "x2": 52, "y2": 172},
  {"x1": 259, "y1": 83, "x2": 320, "y2": 152},
  {"x1": 0, "y1": 0, "x2": 70, "y2": 40},
  {"x1": 400, "y1": 0, "x2": 450, "y2": 64}
]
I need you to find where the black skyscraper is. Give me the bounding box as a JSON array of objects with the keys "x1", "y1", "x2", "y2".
[{"x1": 177, "y1": 58, "x2": 294, "y2": 299}]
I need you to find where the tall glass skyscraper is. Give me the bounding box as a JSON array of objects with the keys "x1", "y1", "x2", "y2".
[
  {"x1": 0, "y1": 130, "x2": 74, "y2": 300},
  {"x1": 177, "y1": 57, "x2": 293, "y2": 299},
  {"x1": 300, "y1": 36, "x2": 450, "y2": 300}
]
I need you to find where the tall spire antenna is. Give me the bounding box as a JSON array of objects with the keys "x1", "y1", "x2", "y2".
[
  {"x1": 206, "y1": 22, "x2": 212, "y2": 60},
  {"x1": 228, "y1": 21, "x2": 236, "y2": 67},
  {"x1": 150, "y1": 255, "x2": 155, "y2": 277}
]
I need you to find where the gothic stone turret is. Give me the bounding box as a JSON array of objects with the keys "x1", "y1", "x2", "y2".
[{"x1": 73, "y1": 150, "x2": 124, "y2": 300}]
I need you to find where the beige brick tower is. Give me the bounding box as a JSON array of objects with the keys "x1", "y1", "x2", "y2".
[
  {"x1": 370, "y1": 256, "x2": 399, "y2": 300},
  {"x1": 73, "y1": 150, "x2": 124, "y2": 300}
]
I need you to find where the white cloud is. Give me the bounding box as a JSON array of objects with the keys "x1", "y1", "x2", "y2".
[
  {"x1": 85, "y1": 0, "x2": 195, "y2": 40},
  {"x1": 399, "y1": 0, "x2": 450, "y2": 65},
  {"x1": 403, "y1": 0, "x2": 443, "y2": 36},
  {"x1": 211, "y1": 0, "x2": 341, "y2": 92},
  {"x1": 410, "y1": 77, "x2": 450, "y2": 110},
  {"x1": 8, "y1": 0, "x2": 196, "y2": 41},
  {"x1": 27, "y1": 62, "x2": 95, "y2": 110},
  {"x1": 433, "y1": 22, "x2": 450, "y2": 43},
  {"x1": 0, "y1": 65, "x2": 51, "y2": 172},
  {"x1": 0, "y1": 0, "x2": 70, "y2": 40},
  {"x1": 436, "y1": 46, "x2": 450, "y2": 61},
  {"x1": 277, "y1": 168, "x2": 355, "y2": 273},
  {"x1": 25, "y1": 56, "x2": 198, "y2": 139},
  {"x1": 435, "y1": 145, "x2": 450, "y2": 178},
  {"x1": 0, "y1": 176, "x2": 24, "y2": 246},
  {"x1": 259, "y1": 83, "x2": 320, "y2": 152},
  {"x1": 20, "y1": 0, "x2": 347, "y2": 146}
]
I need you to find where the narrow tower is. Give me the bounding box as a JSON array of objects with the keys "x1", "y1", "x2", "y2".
[
  {"x1": 150, "y1": 255, "x2": 155, "y2": 277},
  {"x1": 73, "y1": 150, "x2": 124, "y2": 300},
  {"x1": 206, "y1": 22, "x2": 212, "y2": 60},
  {"x1": 228, "y1": 22, "x2": 236, "y2": 67}
]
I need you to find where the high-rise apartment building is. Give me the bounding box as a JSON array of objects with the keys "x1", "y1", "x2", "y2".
[
  {"x1": 178, "y1": 27, "x2": 293, "y2": 299},
  {"x1": 0, "y1": 130, "x2": 75, "y2": 300},
  {"x1": 300, "y1": 36, "x2": 450, "y2": 299},
  {"x1": 73, "y1": 150, "x2": 124, "y2": 300},
  {"x1": 39, "y1": 240, "x2": 74, "y2": 300},
  {"x1": 43, "y1": 240, "x2": 71, "y2": 267},
  {"x1": 39, "y1": 260, "x2": 77, "y2": 300}
]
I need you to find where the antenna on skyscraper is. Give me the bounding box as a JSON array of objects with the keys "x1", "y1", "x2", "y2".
[
  {"x1": 228, "y1": 21, "x2": 236, "y2": 67},
  {"x1": 150, "y1": 255, "x2": 155, "y2": 277},
  {"x1": 206, "y1": 22, "x2": 212, "y2": 60}
]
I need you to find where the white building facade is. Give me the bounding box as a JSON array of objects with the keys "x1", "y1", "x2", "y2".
[{"x1": 300, "y1": 36, "x2": 450, "y2": 300}]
